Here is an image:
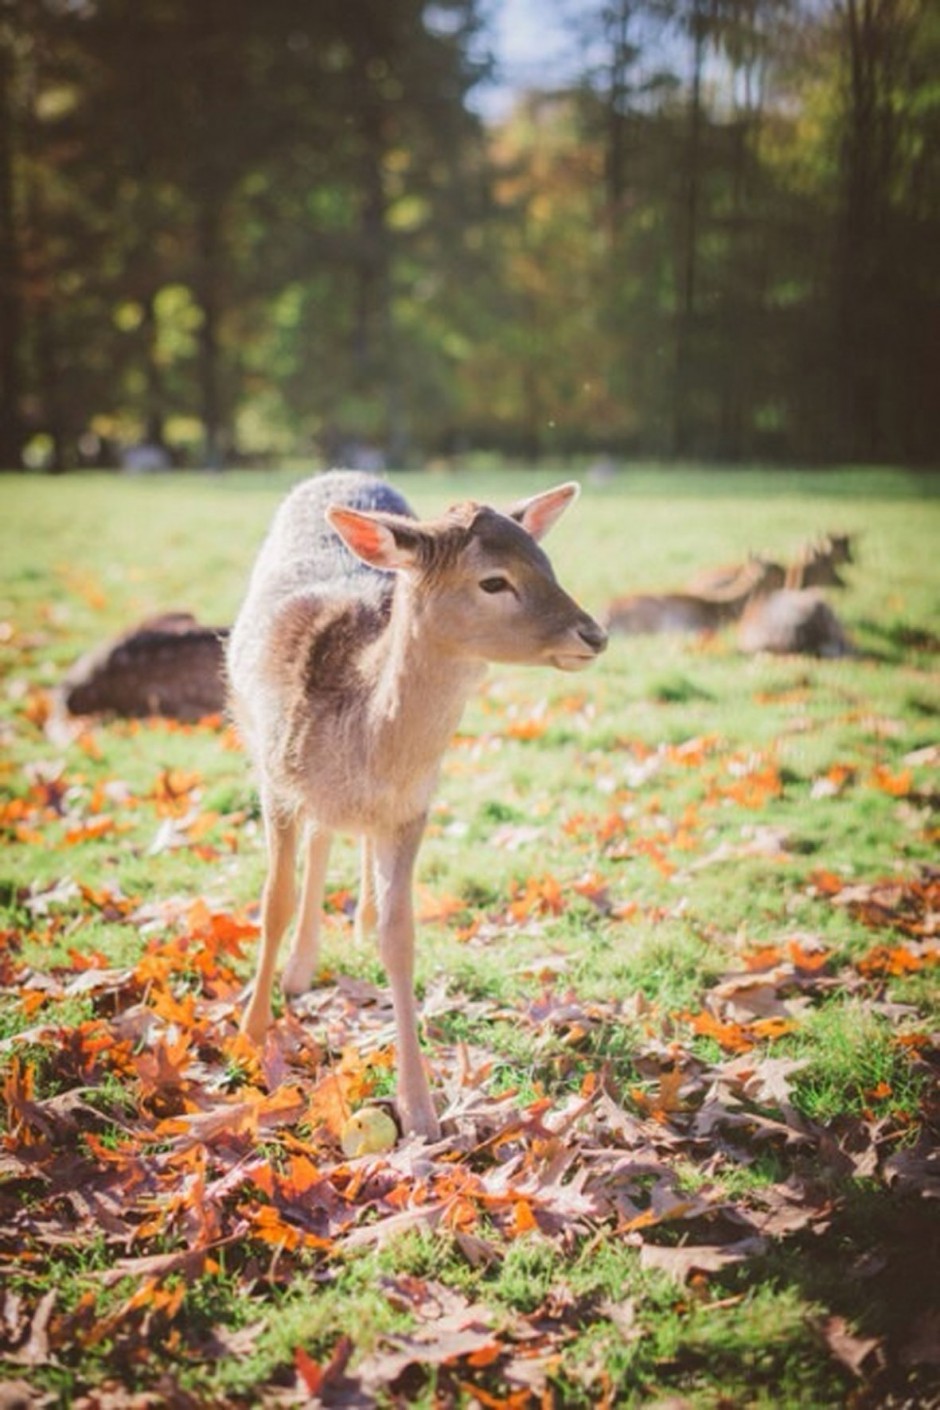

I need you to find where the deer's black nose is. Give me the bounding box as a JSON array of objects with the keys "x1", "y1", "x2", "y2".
[{"x1": 578, "y1": 620, "x2": 608, "y2": 653}]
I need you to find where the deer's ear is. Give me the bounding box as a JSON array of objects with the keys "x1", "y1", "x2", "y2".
[
  {"x1": 508, "y1": 482, "x2": 580, "y2": 542},
  {"x1": 326, "y1": 506, "x2": 424, "y2": 571}
]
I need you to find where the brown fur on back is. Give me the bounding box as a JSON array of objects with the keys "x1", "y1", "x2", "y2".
[{"x1": 605, "y1": 557, "x2": 780, "y2": 635}]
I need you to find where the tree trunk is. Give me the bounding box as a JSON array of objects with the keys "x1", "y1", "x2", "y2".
[
  {"x1": 835, "y1": 0, "x2": 898, "y2": 461},
  {"x1": 0, "y1": 31, "x2": 24, "y2": 469},
  {"x1": 604, "y1": 0, "x2": 633, "y2": 241},
  {"x1": 196, "y1": 201, "x2": 223, "y2": 468},
  {"x1": 354, "y1": 92, "x2": 408, "y2": 465},
  {"x1": 673, "y1": 0, "x2": 705, "y2": 457}
]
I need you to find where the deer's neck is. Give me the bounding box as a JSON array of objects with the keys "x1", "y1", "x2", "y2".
[{"x1": 365, "y1": 583, "x2": 484, "y2": 758}]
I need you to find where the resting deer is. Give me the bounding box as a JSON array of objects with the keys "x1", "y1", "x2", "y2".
[
  {"x1": 685, "y1": 552, "x2": 785, "y2": 599},
  {"x1": 227, "y1": 471, "x2": 606, "y2": 1139},
  {"x1": 785, "y1": 533, "x2": 854, "y2": 589},
  {"x1": 604, "y1": 556, "x2": 781, "y2": 636},
  {"x1": 738, "y1": 583, "x2": 854, "y2": 657},
  {"x1": 61, "y1": 612, "x2": 227, "y2": 721}
]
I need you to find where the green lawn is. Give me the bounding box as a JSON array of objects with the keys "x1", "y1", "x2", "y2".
[{"x1": 0, "y1": 465, "x2": 937, "y2": 1407}]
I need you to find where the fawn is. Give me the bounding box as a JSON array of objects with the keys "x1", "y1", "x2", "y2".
[{"x1": 227, "y1": 471, "x2": 606, "y2": 1139}]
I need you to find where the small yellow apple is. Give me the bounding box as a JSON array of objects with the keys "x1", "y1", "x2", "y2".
[{"x1": 340, "y1": 1106, "x2": 398, "y2": 1158}]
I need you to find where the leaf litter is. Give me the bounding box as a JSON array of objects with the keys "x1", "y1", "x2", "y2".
[
  {"x1": 2, "y1": 663, "x2": 940, "y2": 1402},
  {"x1": 0, "y1": 853, "x2": 938, "y2": 1406}
]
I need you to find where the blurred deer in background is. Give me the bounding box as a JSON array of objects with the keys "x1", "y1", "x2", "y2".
[
  {"x1": 785, "y1": 533, "x2": 855, "y2": 589},
  {"x1": 604, "y1": 556, "x2": 782, "y2": 635},
  {"x1": 685, "y1": 552, "x2": 785, "y2": 598},
  {"x1": 685, "y1": 533, "x2": 855, "y2": 597},
  {"x1": 227, "y1": 471, "x2": 606, "y2": 1139},
  {"x1": 738, "y1": 587, "x2": 854, "y2": 656},
  {"x1": 737, "y1": 533, "x2": 856, "y2": 656}
]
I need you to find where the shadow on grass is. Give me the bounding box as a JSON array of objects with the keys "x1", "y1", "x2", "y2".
[{"x1": 725, "y1": 1180, "x2": 940, "y2": 1407}]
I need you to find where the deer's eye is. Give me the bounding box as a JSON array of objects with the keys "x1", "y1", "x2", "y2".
[{"x1": 479, "y1": 575, "x2": 512, "y2": 595}]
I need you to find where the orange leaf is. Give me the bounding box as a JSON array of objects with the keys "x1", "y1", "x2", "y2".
[
  {"x1": 749, "y1": 1017, "x2": 798, "y2": 1041},
  {"x1": 857, "y1": 944, "x2": 926, "y2": 977},
  {"x1": 457, "y1": 1387, "x2": 531, "y2": 1410},
  {"x1": 787, "y1": 940, "x2": 831, "y2": 972},
  {"x1": 285, "y1": 1153, "x2": 323, "y2": 1199},
  {"x1": 685, "y1": 1010, "x2": 754, "y2": 1053},
  {"x1": 506, "y1": 718, "x2": 547, "y2": 740},
  {"x1": 306, "y1": 1054, "x2": 372, "y2": 1137},
  {"x1": 509, "y1": 873, "x2": 566, "y2": 921},
  {"x1": 295, "y1": 1346, "x2": 323, "y2": 1395},
  {"x1": 744, "y1": 945, "x2": 783, "y2": 971},
  {"x1": 866, "y1": 1080, "x2": 893, "y2": 1100},
  {"x1": 152, "y1": 767, "x2": 203, "y2": 816},
  {"x1": 508, "y1": 1199, "x2": 539, "y2": 1237},
  {"x1": 869, "y1": 765, "x2": 913, "y2": 797},
  {"x1": 64, "y1": 817, "x2": 116, "y2": 845},
  {"x1": 418, "y1": 887, "x2": 467, "y2": 924}
]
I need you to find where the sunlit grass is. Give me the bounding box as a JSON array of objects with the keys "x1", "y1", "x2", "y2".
[{"x1": 0, "y1": 465, "x2": 937, "y2": 1407}]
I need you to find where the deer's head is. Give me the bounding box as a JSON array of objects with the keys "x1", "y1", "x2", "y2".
[{"x1": 327, "y1": 483, "x2": 607, "y2": 672}]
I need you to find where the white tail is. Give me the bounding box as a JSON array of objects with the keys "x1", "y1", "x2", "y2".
[{"x1": 227, "y1": 471, "x2": 606, "y2": 1139}]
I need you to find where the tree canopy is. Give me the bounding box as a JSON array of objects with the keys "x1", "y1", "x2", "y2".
[{"x1": 1, "y1": 0, "x2": 937, "y2": 468}]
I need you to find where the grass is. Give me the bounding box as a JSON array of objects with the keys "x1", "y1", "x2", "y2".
[{"x1": 1, "y1": 462, "x2": 938, "y2": 1407}]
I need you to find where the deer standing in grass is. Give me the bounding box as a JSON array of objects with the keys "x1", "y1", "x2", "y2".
[{"x1": 227, "y1": 471, "x2": 606, "y2": 1139}]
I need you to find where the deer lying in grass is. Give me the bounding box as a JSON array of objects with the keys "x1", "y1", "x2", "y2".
[
  {"x1": 785, "y1": 533, "x2": 854, "y2": 589},
  {"x1": 227, "y1": 471, "x2": 606, "y2": 1139},
  {"x1": 685, "y1": 553, "x2": 785, "y2": 599},
  {"x1": 604, "y1": 556, "x2": 781, "y2": 636},
  {"x1": 61, "y1": 612, "x2": 228, "y2": 721},
  {"x1": 735, "y1": 533, "x2": 856, "y2": 655},
  {"x1": 738, "y1": 588, "x2": 854, "y2": 657}
]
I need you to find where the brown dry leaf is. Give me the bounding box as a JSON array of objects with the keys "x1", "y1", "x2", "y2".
[
  {"x1": 817, "y1": 1314, "x2": 882, "y2": 1377},
  {"x1": 709, "y1": 972, "x2": 801, "y2": 1023},
  {"x1": 0, "y1": 1381, "x2": 39, "y2": 1410},
  {"x1": 356, "y1": 1309, "x2": 502, "y2": 1392},
  {"x1": 640, "y1": 1236, "x2": 766, "y2": 1283},
  {"x1": 720, "y1": 1053, "x2": 811, "y2": 1109},
  {"x1": 343, "y1": 1200, "x2": 449, "y2": 1250},
  {"x1": 883, "y1": 1141, "x2": 940, "y2": 1198},
  {"x1": 4, "y1": 1287, "x2": 56, "y2": 1367}
]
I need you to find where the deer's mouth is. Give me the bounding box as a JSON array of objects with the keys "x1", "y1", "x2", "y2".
[
  {"x1": 550, "y1": 650, "x2": 600, "y2": 672},
  {"x1": 549, "y1": 620, "x2": 607, "y2": 671}
]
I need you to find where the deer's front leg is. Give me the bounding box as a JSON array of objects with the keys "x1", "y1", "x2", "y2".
[
  {"x1": 373, "y1": 816, "x2": 439, "y2": 1141},
  {"x1": 282, "y1": 826, "x2": 332, "y2": 995},
  {"x1": 242, "y1": 801, "x2": 298, "y2": 1042}
]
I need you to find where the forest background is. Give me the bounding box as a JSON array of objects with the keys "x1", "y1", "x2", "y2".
[{"x1": 0, "y1": 0, "x2": 937, "y2": 474}]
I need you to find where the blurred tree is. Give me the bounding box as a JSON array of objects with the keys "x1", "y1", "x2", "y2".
[
  {"x1": 0, "y1": 2, "x2": 24, "y2": 467},
  {"x1": 1, "y1": 0, "x2": 935, "y2": 467}
]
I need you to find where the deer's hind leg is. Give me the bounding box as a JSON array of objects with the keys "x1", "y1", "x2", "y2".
[
  {"x1": 355, "y1": 835, "x2": 377, "y2": 942},
  {"x1": 282, "y1": 824, "x2": 332, "y2": 996},
  {"x1": 242, "y1": 797, "x2": 299, "y2": 1042}
]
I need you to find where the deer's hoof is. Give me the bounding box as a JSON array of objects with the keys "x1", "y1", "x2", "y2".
[
  {"x1": 398, "y1": 1103, "x2": 441, "y2": 1143},
  {"x1": 281, "y1": 953, "x2": 317, "y2": 996},
  {"x1": 240, "y1": 1006, "x2": 272, "y2": 1044}
]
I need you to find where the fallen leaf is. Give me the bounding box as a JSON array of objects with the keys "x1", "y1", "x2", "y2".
[
  {"x1": 817, "y1": 1315, "x2": 882, "y2": 1377},
  {"x1": 640, "y1": 1237, "x2": 766, "y2": 1283}
]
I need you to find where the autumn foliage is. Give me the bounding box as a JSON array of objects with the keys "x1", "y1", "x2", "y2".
[{"x1": 1, "y1": 476, "x2": 939, "y2": 1406}]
